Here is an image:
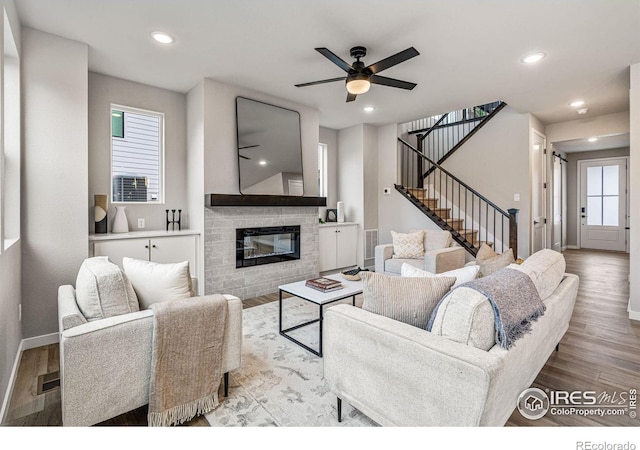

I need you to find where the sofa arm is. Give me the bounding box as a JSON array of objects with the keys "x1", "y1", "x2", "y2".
[
  {"x1": 323, "y1": 304, "x2": 503, "y2": 426},
  {"x1": 424, "y1": 246, "x2": 465, "y2": 273},
  {"x1": 220, "y1": 294, "x2": 243, "y2": 373},
  {"x1": 374, "y1": 244, "x2": 394, "y2": 273},
  {"x1": 58, "y1": 285, "x2": 88, "y2": 331}
]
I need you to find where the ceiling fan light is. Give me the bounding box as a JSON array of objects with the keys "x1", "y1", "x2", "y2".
[{"x1": 346, "y1": 75, "x2": 371, "y2": 95}]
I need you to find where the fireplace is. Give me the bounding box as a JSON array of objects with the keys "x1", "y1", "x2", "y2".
[{"x1": 236, "y1": 225, "x2": 301, "y2": 268}]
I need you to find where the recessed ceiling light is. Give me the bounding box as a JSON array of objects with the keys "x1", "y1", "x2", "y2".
[
  {"x1": 151, "y1": 31, "x2": 175, "y2": 44},
  {"x1": 588, "y1": 137, "x2": 598, "y2": 142},
  {"x1": 577, "y1": 108, "x2": 589, "y2": 115},
  {"x1": 570, "y1": 100, "x2": 586, "y2": 108},
  {"x1": 521, "y1": 52, "x2": 546, "y2": 64},
  {"x1": 363, "y1": 106, "x2": 375, "y2": 113},
  {"x1": 259, "y1": 160, "x2": 267, "y2": 166}
]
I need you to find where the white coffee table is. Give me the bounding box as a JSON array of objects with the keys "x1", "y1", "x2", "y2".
[{"x1": 278, "y1": 273, "x2": 363, "y2": 357}]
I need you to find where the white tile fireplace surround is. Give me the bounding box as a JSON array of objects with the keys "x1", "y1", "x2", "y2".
[{"x1": 204, "y1": 206, "x2": 319, "y2": 299}]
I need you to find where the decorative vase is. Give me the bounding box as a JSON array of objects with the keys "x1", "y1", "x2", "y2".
[
  {"x1": 94, "y1": 194, "x2": 108, "y2": 234},
  {"x1": 337, "y1": 201, "x2": 345, "y2": 223},
  {"x1": 112, "y1": 206, "x2": 129, "y2": 233}
]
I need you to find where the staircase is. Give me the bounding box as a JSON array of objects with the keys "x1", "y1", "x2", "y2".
[{"x1": 396, "y1": 101, "x2": 518, "y2": 257}]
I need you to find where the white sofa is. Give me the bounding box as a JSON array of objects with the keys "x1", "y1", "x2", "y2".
[
  {"x1": 375, "y1": 229, "x2": 465, "y2": 275},
  {"x1": 323, "y1": 249, "x2": 579, "y2": 426},
  {"x1": 57, "y1": 286, "x2": 243, "y2": 426}
]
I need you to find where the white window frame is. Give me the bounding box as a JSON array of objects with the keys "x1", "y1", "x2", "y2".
[
  {"x1": 318, "y1": 143, "x2": 328, "y2": 197},
  {"x1": 110, "y1": 103, "x2": 165, "y2": 204}
]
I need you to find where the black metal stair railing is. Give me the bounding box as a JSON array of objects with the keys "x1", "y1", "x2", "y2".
[
  {"x1": 407, "y1": 101, "x2": 506, "y2": 179},
  {"x1": 397, "y1": 137, "x2": 518, "y2": 257}
]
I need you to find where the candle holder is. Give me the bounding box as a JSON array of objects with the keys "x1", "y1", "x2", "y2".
[{"x1": 166, "y1": 209, "x2": 182, "y2": 231}]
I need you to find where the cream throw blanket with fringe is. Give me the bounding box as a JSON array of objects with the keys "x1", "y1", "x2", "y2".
[{"x1": 148, "y1": 294, "x2": 228, "y2": 426}]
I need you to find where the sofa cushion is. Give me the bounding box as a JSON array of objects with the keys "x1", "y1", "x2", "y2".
[
  {"x1": 361, "y1": 271, "x2": 455, "y2": 329},
  {"x1": 410, "y1": 229, "x2": 452, "y2": 252},
  {"x1": 428, "y1": 287, "x2": 496, "y2": 351},
  {"x1": 384, "y1": 258, "x2": 423, "y2": 275},
  {"x1": 508, "y1": 249, "x2": 566, "y2": 300},
  {"x1": 123, "y1": 258, "x2": 193, "y2": 309},
  {"x1": 75, "y1": 256, "x2": 140, "y2": 321},
  {"x1": 390, "y1": 230, "x2": 425, "y2": 259},
  {"x1": 476, "y1": 244, "x2": 515, "y2": 277},
  {"x1": 401, "y1": 263, "x2": 480, "y2": 289}
]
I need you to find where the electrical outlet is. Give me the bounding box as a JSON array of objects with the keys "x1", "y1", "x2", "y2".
[
  {"x1": 514, "y1": 193, "x2": 520, "y2": 202},
  {"x1": 138, "y1": 218, "x2": 145, "y2": 228},
  {"x1": 18, "y1": 304, "x2": 21, "y2": 321}
]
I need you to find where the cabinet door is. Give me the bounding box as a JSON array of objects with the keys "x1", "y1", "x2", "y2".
[
  {"x1": 336, "y1": 225, "x2": 357, "y2": 269},
  {"x1": 318, "y1": 226, "x2": 337, "y2": 272},
  {"x1": 94, "y1": 238, "x2": 150, "y2": 270},
  {"x1": 150, "y1": 235, "x2": 197, "y2": 276}
]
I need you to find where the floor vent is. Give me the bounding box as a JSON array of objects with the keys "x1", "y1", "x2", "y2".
[
  {"x1": 364, "y1": 229, "x2": 378, "y2": 260},
  {"x1": 37, "y1": 371, "x2": 60, "y2": 395}
]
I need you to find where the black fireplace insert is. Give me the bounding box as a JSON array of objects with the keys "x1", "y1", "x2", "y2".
[{"x1": 236, "y1": 225, "x2": 301, "y2": 268}]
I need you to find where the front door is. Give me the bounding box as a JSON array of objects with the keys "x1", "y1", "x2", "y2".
[{"x1": 579, "y1": 157, "x2": 627, "y2": 251}]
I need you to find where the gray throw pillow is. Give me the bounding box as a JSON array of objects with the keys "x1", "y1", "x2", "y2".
[
  {"x1": 476, "y1": 244, "x2": 515, "y2": 278},
  {"x1": 75, "y1": 256, "x2": 140, "y2": 321},
  {"x1": 361, "y1": 271, "x2": 455, "y2": 329}
]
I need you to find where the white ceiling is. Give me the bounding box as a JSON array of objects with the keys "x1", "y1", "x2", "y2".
[
  {"x1": 552, "y1": 132, "x2": 630, "y2": 153},
  {"x1": 15, "y1": 0, "x2": 640, "y2": 130}
]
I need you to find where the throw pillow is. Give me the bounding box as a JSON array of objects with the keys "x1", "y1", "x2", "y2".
[
  {"x1": 123, "y1": 257, "x2": 193, "y2": 309},
  {"x1": 75, "y1": 256, "x2": 140, "y2": 321},
  {"x1": 400, "y1": 263, "x2": 480, "y2": 289},
  {"x1": 360, "y1": 271, "x2": 455, "y2": 329},
  {"x1": 507, "y1": 249, "x2": 566, "y2": 300},
  {"x1": 475, "y1": 244, "x2": 515, "y2": 278},
  {"x1": 390, "y1": 230, "x2": 425, "y2": 259}
]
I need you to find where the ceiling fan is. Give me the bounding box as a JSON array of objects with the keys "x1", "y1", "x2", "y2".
[{"x1": 295, "y1": 46, "x2": 419, "y2": 102}]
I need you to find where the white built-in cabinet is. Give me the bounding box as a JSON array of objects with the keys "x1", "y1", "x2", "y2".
[
  {"x1": 89, "y1": 230, "x2": 199, "y2": 278},
  {"x1": 319, "y1": 222, "x2": 357, "y2": 272}
]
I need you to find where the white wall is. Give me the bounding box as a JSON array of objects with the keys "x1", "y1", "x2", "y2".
[
  {"x1": 200, "y1": 79, "x2": 319, "y2": 196},
  {"x1": 22, "y1": 28, "x2": 88, "y2": 337},
  {"x1": 88, "y1": 73, "x2": 188, "y2": 232},
  {"x1": 629, "y1": 63, "x2": 640, "y2": 320},
  {"x1": 319, "y1": 126, "x2": 338, "y2": 218},
  {"x1": 546, "y1": 111, "x2": 630, "y2": 144},
  {"x1": 338, "y1": 125, "x2": 364, "y2": 266}
]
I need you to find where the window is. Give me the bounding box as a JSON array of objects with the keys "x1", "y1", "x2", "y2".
[
  {"x1": 586, "y1": 165, "x2": 619, "y2": 227},
  {"x1": 318, "y1": 143, "x2": 328, "y2": 197},
  {"x1": 111, "y1": 105, "x2": 164, "y2": 203}
]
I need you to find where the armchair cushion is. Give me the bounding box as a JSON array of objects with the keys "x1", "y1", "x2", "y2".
[
  {"x1": 411, "y1": 229, "x2": 452, "y2": 251},
  {"x1": 123, "y1": 258, "x2": 193, "y2": 309},
  {"x1": 75, "y1": 256, "x2": 139, "y2": 321},
  {"x1": 361, "y1": 271, "x2": 455, "y2": 329},
  {"x1": 390, "y1": 230, "x2": 424, "y2": 259}
]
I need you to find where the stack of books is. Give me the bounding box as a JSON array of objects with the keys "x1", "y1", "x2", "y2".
[{"x1": 305, "y1": 277, "x2": 343, "y2": 292}]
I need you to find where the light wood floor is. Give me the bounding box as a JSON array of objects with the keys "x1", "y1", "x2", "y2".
[{"x1": 3, "y1": 249, "x2": 638, "y2": 427}]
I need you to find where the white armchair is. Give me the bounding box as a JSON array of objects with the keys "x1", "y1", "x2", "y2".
[
  {"x1": 58, "y1": 281, "x2": 242, "y2": 426},
  {"x1": 374, "y1": 229, "x2": 465, "y2": 275}
]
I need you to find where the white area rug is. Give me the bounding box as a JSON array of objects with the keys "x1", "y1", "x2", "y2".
[{"x1": 205, "y1": 297, "x2": 377, "y2": 427}]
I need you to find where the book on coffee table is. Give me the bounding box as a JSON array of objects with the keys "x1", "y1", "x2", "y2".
[{"x1": 305, "y1": 277, "x2": 343, "y2": 292}]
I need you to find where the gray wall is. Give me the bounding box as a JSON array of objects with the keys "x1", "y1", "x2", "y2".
[
  {"x1": 88, "y1": 73, "x2": 188, "y2": 232},
  {"x1": 338, "y1": 125, "x2": 364, "y2": 265},
  {"x1": 22, "y1": 28, "x2": 88, "y2": 338},
  {"x1": 565, "y1": 147, "x2": 630, "y2": 247},
  {"x1": 629, "y1": 63, "x2": 640, "y2": 320}
]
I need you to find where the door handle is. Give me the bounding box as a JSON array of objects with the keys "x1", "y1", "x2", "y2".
[{"x1": 533, "y1": 220, "x2": 539, "y2": 225}]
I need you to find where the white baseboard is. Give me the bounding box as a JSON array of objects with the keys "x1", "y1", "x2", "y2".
[
  {"x1": 566, "y1": 245, "x2": 579, "y2": 250},
  {"x1": 22, "y1": 332, "x2": 59, "y2": 351},
  {"x1": 0, "y1": 340, "x2": 23, "y2": 424},
  {"x1": 628, "y1": 301, "x2": 640, "y2": 321}
]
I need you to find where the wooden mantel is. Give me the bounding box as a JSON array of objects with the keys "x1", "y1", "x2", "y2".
[{"x1": 206, "y1": 194, "x2": 327, "y2": 207}]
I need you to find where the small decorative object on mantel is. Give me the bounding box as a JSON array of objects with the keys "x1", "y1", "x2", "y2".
[
  {"x1": 112, "y1": 206, "x2": 129, "y2": 233},
  {"x1": 337, "y1": 201, "x2": 345, "y2": 223},
  {"x1": 94, "y1": 194, "x2": 108, "y2": 234},
  {"x1": 341, "y1": 267, "x2": 369, "y2": 281},
  {"x1": 325, "y1": 209, "x2": 337, "y2": 223},
  {"x1": 166, "y1": 209, "x2": 182, "y2": 231}
]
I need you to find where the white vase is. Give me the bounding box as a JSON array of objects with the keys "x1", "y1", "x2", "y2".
[
  {"x1": 112, "y1": 206, "x2": 129, "y2": 233},
  {"x1": 337, "y1": 201, "x2": 345, "y2": 223}
]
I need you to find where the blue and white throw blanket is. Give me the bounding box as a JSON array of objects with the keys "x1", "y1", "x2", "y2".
[{"x1": 428, "y1": 268, "x2": 545, "y2": 349}]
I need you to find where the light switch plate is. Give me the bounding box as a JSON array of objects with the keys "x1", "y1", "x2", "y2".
[
  {"x1": 514, "y1": 194, "x2": 520, "y2": 202},
  {"x1": 138, "y1": 218, "x2": 145, "y2": 228}
]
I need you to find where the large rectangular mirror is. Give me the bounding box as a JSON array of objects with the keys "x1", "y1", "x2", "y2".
[{"x1": 236, "y1": 97, "x2": 304, "y2": 196}]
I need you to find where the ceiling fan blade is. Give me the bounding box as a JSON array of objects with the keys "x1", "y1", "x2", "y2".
[
  {"x1": 295, "y1": 76, "x2": 347, "y2": 88},
  {"x1": 366, "y1": 47, "x2": 419, "y2": 74},
  {"x1": 315, "y1": 47, "x2": 353, "y2": 73},
  {"x1": 370, "y1": 74, "x2": 417, "y2": 90},
  {"x1": 346, "y1": 92, "x2": 357, "y2": 102}
]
